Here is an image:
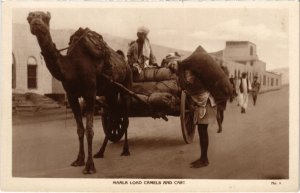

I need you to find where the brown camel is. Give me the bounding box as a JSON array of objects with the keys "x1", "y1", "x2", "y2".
[{"x1": 27, "y1": 11, "x2": 132, "y2": 174}]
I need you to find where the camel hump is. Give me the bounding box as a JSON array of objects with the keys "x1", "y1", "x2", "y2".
[
  {"x1": 69, "y1": 27, "x2": 110, "y2": 60},
  {"x1": 68, "y1": 27, "x2": 90, "y2": 46}
]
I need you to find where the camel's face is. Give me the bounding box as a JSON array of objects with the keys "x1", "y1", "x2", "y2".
[{"x1": 27, "y1": 11, "x2": 51, "y2": 36}]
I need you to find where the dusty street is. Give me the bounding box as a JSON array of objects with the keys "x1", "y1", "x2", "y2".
[{"x1": 12, "y1": 86, "x2": 289, "y2": 179}]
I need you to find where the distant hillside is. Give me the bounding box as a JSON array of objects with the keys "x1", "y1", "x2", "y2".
[
  {"x1": 14, "y1": 23, "x2": 191, "y2": 65},
  {"x1": 271, "y1": 67, "x2": 289, "y2": 85}
]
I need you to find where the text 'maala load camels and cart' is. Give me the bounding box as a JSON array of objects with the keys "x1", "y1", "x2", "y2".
[{"x1": 27, "y1": 11, "x2": 232, "y2": 174}]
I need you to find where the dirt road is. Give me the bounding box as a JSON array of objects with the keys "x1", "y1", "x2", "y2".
[{"x1": 12, "y1": 86, "x2": 289, "y2": 179}]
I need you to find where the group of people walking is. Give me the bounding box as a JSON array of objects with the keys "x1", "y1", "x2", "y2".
[
  {"x1": 231, "y1": 72, "x2": 261, "y2": 113},
  {"x1": 125, "y1": 26, "x2": 261, "y2": 169}
]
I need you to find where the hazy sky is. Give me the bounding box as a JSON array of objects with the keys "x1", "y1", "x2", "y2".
[{"x1": 13, "y1": 7, "x2": 289, "y2": 70}]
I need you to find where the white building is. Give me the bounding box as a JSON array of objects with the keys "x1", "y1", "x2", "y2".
[
  {"x1": 210, "y1": 41, "x2": 282, "y2": 92},
  {"x1": 12, "y1": 24, "x2": 281, "y2": 97}
]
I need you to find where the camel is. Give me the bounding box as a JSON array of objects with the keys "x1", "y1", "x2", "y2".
[{"x1": 27, "y1": 11, "x2": 132, "y2": 174}]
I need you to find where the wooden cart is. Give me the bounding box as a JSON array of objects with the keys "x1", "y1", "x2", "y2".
[{"x1": 100, "y1": 77, "x2": 197, "y2": 144}]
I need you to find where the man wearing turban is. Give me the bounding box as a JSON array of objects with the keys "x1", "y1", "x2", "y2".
[{"x1": 127, "y1": 26, "x2": 158, "y2": 76}]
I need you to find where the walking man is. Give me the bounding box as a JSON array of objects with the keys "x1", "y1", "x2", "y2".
[
  {"x1": 229, "y1": 75, "x2": 236, "y2": 102},
  {"x1": 251, "y1": 75, "x2": 261, "y2": 106},
  {"x1": 239, "y1": 72, "x2": 251, "y2": 113}
]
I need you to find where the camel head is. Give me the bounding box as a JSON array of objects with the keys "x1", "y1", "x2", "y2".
[{"x1": 27, "y1": 11, "x2": 51, "y2": 36}]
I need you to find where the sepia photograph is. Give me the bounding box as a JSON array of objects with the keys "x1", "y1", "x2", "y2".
[{"x1": 1, "y1": 1, "x2": 299, "y2": 192}]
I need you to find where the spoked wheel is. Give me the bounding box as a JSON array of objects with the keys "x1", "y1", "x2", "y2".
[
  {"x1": 180, "y1": 91, "x2": 196, "y2": 144},
  {"x1": 102, "y1": 112, "x2": 129, "y2": 143}
]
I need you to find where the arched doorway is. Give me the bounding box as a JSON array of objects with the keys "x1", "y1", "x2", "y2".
[{"x1": 27, "y1": 56, "x2": 38, "y2": 89}]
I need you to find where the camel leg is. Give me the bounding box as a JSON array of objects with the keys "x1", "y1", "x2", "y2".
[
  {"x1": 121, "y1": 94, "x2": 130, "y2": 156},
  {"x1": 94, "y1": 136, "x2": 108, "y2": 158},
  {"x1": 83, "y1": 96, "x2": 96, "y2": 174},
  {"x1": 67, "y1": 94, "x2": 85, "y2": 167}
]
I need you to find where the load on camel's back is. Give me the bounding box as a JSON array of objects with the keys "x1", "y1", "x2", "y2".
[
  {"x1": 68, "y1": 27, "x2": 126, "y2": 79},
  {"x1": 69, "y1": 27, "x2": 109, "y2": 59}
]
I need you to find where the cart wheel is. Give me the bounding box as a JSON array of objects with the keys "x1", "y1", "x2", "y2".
[
  {"x1": 102, "y1": 112, "x2": 128, "y2": 143},
  {"x1": 180, "y1": 91, "x2": 196, "y2": 144}
]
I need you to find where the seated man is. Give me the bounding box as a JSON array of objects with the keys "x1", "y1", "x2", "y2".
[{"x1": 127, "y1": 26, "x2": 158, "y2": 77}]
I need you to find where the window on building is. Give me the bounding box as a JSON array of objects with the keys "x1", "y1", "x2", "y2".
[
  {"x1": 250, "y1": 46, "x2": 253, "y2": 56},
  {"x1": 27, "y1": 56, "x2": 37, "y2": 89},
  {"x1": 263, "y1": 75, "x2": 266, "y2": 86},
  {"x1": 276, "y1": 79, "x2": 278, "y2": 86},
  {"x1": 271, "y1": 78, "x2": 274, "y2": 86},
  {"x1": 12, "y1": 53, "x2": 16, "y2": 89}
]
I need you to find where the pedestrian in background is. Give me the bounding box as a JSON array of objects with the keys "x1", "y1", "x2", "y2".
[
  {"x1": 239, "y1": 72, "x2": 252, "y2": 113},
  {"x1": 251, "y1": 75, "x2": 261, "y2": 106},
  {"x1": 229, "y1": 75, "x2": 236, "y2": 102},
  {"x1": 235, "y1": 75, "x2": 241, "y2": 106}
]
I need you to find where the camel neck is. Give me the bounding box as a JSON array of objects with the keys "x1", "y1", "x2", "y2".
[{"x1": 36, "y1": 31, "x2": 65, "y2": 81}]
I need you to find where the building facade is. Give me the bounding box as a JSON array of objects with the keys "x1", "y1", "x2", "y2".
[
  {"x1": 12, "y1": 24, "x2": 53, "y2": 94},
  {"x1": 12, "y1": 24, "x2": 281, "y2": 96},
  {"x1": 210, "y1": 41, "x2": 282, "y2": 92},
  {"x1": 12, "y1": 24, "x2": 77, "y2": 96}
]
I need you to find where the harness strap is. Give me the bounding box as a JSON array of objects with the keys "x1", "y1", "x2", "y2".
[{"x1": 57, "y1": 29, "x2": 90, "y2": 53}]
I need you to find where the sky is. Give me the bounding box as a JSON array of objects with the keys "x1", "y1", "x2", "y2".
[{"x1": 13, "y1": 7, "x2": 289, "y2": 70}]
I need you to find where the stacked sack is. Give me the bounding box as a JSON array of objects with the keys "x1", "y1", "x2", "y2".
[
  {"x1": 131, "y1": 67, "x2": 181, "y2": 115},
  {"x1": 133, "y1": 67, "x2": 177, "y2": 82}
]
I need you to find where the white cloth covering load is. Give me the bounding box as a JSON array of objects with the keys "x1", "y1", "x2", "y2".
[
  {"x1": 142, "y1": 38, "x2": 151, "y2": 68},
  {"x1": 166, "y1": 52, "x2": 181, "y2": 60}
]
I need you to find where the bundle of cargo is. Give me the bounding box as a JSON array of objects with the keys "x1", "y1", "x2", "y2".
[
  {"x1": 132, "y1": 79, "x2": 180, "y2": 96},
  {"x1": 129, "y1": 92, "x2": 180, "y2": 117},
  {"x1": 128, "y1": 67, "x2": 180, "y2": 116},
  {"x1": 178, "y1": 46, "x2": 233, "y2": 103},
  {"x1": 132, "y1": 67, "x2": 177, "y2": 82},
  {"x1": 128, "y1": 45, "x2": 232, "y2": 116}
]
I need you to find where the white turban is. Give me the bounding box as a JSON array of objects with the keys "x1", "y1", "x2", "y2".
[{"x1": 137, "y1": 26, "x2": 150, "y2": 34}]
